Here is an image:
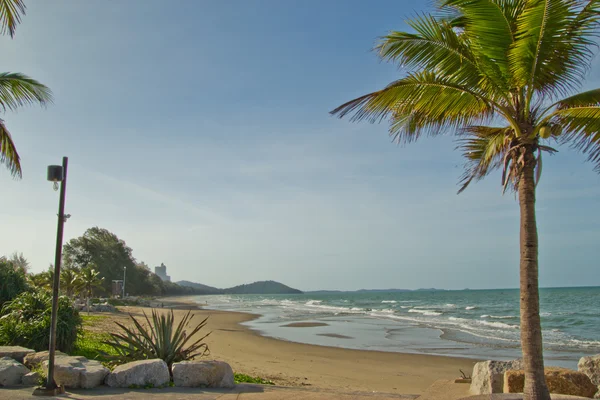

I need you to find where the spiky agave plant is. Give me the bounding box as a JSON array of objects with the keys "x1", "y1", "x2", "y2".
[{"x1": 103, "y1": 309, "x2": 210, "y2": 377}]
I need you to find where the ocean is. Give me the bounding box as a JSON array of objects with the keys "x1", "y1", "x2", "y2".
[{"x1": 194, "y1": 287, "x2": 600, "y2": 369}]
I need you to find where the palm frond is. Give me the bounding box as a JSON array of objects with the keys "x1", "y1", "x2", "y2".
[
  {"x1": 439, "y1": 0, "x2": 518, "y2": 91},
  {"x1": 331, "y1": 71, "x2": 495, "y2": 143},
  {"x1": 555, "y1": 87, "x2": 600, "y2": 109},
  {"x1": 509, "y1": 0, "x2": 595, "y2": 102},
  {"x1": 456, "y1": 126, "x2": 513, "y2": 193},
  {"x1": 552, "y1": 105, "x2": 600, "y2": 171},
  {"x1": 376, "y1": 15, "x2": 489, "y2": 91},
  {"x1": 0, "y1": 0, "x2": 25, "y2": 38},
  {"x1": 0, "y1": 118, "x2": 20, "y2": 178},
  {"x1": 0, "y1": 72, "x2": 53, "y2": 112}
]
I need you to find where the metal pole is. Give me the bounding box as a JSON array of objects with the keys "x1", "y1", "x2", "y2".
[
  {"x1": 122, "y1": 266, "x2": 126, "y2": 298},
  {"x1": 46, "y1": 156, "x2": 68, "y2": 390}
]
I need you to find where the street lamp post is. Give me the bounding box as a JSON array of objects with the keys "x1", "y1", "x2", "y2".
[
  {"x1": 34, "y1": 157, "x2": 69, "y2": 396},
  {"x1": 122, "y1": 266, "x2": 126, "y2": 298}
]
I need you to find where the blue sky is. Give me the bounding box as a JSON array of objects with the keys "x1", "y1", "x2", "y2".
[{"x1": 2, "y1": 0, "x2": 599, "y2": 291}]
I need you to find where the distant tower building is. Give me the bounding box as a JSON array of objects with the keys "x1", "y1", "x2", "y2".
[{"x1": 154, "y1": 263, "x2": 171, "y2": 282}]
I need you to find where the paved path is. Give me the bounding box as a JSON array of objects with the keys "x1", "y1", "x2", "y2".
[{"x1": 0, "y1": 385, "x2": 418, "y2": 400}]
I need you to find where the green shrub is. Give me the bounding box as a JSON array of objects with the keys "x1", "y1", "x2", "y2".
[
  {"x1": 0, "y1": 289, "x2": 82, "y2": 353},
  {"x1": 104, "y1": 309, "x2": 210, "y2": 376},
  {"x1": 0, "y1": 258, "x2": 28, "y2": 308}
]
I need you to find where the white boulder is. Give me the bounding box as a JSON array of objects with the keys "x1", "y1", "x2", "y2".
[
  {"x1": 579, "y1": 355, "x2": 600, "y2": 386},
  {"x1": 470, "y1": 359, "x2": 523, "y2": 394},
  {"x1": 23, "y1": 350, "x2": 68, "y2": 368},
  {"x1": 105, "y1": 359, "x2": 170, "y2": 388},
  {"x1": 0, "y1": 356, "x2": 29, "y2": 386},
  {"x1": 42, "y1": 355, "x2": 109, "y2": 389},
  {"x1": 172, "y1": 360, "x2": 234, "y2": 388},
  {"x1": 21, "y1": 371, "x2": 41, "y2": 386},
  {"x1": 0, "y1": 346, "x2": 35, "y2": 363}
]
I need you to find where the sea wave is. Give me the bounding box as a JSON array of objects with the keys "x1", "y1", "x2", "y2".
[
  {"x1": 408, "y1": 309, "x2": 442, "y2": 316},
  {"x1": 480, "y1": 315, "x2": 516, "y2": 319},
  {"x1": 477, "y1": 320, "x2": 518, "y2": 329},
  {"x1": 381, "y1": 300, "x2": 397, "y2": 304},
  {"x1": 465, "y1": 306, "x2": 477, "y2": 310}
]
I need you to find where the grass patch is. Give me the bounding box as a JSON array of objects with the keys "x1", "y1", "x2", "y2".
[
  {"x1": 234, "y1": 373, "x2": 274, "y2": 385},
  {"x1": 81, "y1": 315, "x2": 108, "y2": 326},
  {"x1": 72, "y1": 329, "x2": 119, "y2": 368}
]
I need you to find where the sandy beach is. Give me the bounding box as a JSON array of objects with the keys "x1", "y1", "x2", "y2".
[{"x1": 88, "y1": 296, "x2": 479, "y2": 395}]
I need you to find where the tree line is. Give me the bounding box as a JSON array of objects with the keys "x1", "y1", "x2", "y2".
[{"x1": 3, "y1": 227, "x2": 201, "y2": 302}]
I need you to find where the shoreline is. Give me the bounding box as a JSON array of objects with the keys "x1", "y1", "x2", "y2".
[{"x1": 144, "y1": 296, "x2": 478, "y2": 393}]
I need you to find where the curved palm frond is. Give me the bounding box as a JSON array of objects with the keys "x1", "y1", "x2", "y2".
[
  {"x1": 0, "y1": 72, "x2": 53, "y2": 112},
  {"x1": 0, "y1": 0, "x2": 25, "y2": 38},
  {"x1": 554, "y1": 87, "x2": 600, "y2": 109},
  {"x1": 376, "y1": 15, "x2": 489, "y2": 91},
  {"x1": 330, "y1": 71, "x2": 496, "y2": 143},
  {"x1": 0, "y1": 119, "x2": 21, "y2": 178},
  {"x1": 456, "y1": 126, "x2": 513, "y2": 193},
  {"x1": 552, "y1": 105, "x2": 600, "y2": 171}
]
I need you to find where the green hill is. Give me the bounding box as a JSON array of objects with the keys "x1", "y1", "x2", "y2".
[
  {"x1": 175, "y1": 281, "x2": 221, "y2": 294},
  {"x1": 176, "y1": 280, "x2": 302, "y2": 295},
  {"x1": 223, "y1": 280, "x2": 302, "y2": 294}
]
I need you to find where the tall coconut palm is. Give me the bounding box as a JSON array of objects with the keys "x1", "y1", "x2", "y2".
[
  {"x1": 331, "y1": 1, "x2": 599, "y2": 399},
  {"x1": 0, "y1": 0, "x2": 52, "y2": 178}
]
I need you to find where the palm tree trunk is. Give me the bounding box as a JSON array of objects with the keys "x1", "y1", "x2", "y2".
[{"x1": 518, "y1": 147, "x2": 550, "y2": 400}]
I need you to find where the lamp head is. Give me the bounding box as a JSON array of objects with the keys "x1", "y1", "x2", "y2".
[{"x1": 47, "y1": 165, "x2": 64, "y2": 182}]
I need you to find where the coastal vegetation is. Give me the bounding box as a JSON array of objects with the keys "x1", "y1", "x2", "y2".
[
  {"x1": 0, "y1": 289, "x2": 81, "y2": 353},
  {"x1": 331, "y1": 1, "x2": 600, "y2": 399}
]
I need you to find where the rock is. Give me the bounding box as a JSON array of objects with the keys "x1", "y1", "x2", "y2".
[
  {"x1": 42, "y1": 356, "x2": 109, "y2": 389},
  {"x1": 470, "y1": 359, "x2": 523, "y2": 394},
  {"x1": 0, "y1": 346, "x2": 35, "y2": 363},
  {"x1": 23, "y1": 350, "x2": 68, "y2": 368},
  {"x1": 579, "y1": 355, "x2": 600, "y2": 386},
  {"x1": 504, "y1": 367, "x2": 597, "y2": 398},
  {"x1": 595, "y1": 385, "x2": 600, "y2": 399},
  {"x1": 0, "y1": 357, "x2": 29, "y2": 386},
  {"x1": 172, "y1": 360, "x2": 234, "y2": 388},
  {"x1": 21, "y1": 371, "x2": 41, "y2": 386},
  {"x1": 105, "y1": 359, "x2": 170, "y2": 388}
]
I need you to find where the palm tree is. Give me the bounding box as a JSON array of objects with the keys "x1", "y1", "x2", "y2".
[
  {"x1": 331, "y1": 1, "x2": 599, "y2": 399},
  {"x1": 60, "y1": 268, "x2": 79, "y2": 297},
  {"x1": 28, "y1": 265, "x2": 54, "y2": 290},
  {"x1": 76, "y1": 265, "x2": 104, "y2": 314},
  {"x1": 0, "y1": 0, "x2": 52, "y2": 178}
]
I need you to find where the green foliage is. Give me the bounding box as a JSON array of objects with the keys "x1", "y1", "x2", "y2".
[
  {"x1": 103, "y1": 309, "x2": 210, "y2": 375},
  {"x1": 331, "y1": 0, "x2": 600, "y2": 191},
  {"x1": 0, "y1": 289, "x2": 82, "y2": 353},
  {"x1": 234, "y1": 373, "x2": 274, "y2": 385},
  {"x1": 0, "y1": 257, "x2": 28, "y2": 307}
]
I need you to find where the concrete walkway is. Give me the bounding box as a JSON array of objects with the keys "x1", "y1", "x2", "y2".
[{"x1": 0, "y1": 385, "x2": 418, "y2": 400}]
